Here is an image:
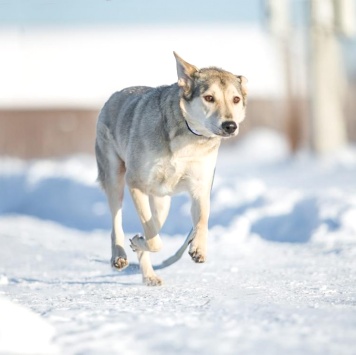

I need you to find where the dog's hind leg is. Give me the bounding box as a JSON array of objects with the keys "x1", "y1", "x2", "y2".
[
  {"x1": 101, "y1": 157, "x2": 128, "y2": 271},
  {"x1": 109, "y1": 161, "x2": 128, "y2": 270},
  {"x1": 96, "y1": 121, "x2": 128, "y2": 270}
]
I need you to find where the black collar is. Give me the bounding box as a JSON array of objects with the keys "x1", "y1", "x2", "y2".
[{"x1": 185, "y1": 120, "x2": 203, "y2": 136}]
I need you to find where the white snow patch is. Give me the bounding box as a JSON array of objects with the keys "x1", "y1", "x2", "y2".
[
  {"x1": 0, "y1": 297, "x2": 58, "y2": 354},
  {"x1": 0, "y1": 275, "x2": 8, "y2": 286}
]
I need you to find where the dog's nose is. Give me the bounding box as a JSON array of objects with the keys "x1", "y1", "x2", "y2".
[{"x1": 222, "y1": 121, "x2": 237, "y2": 134}]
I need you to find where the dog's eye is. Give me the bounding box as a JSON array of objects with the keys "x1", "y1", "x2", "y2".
[
  {"x1": 233, "y1": 96, "x2": 241, "y2": 104},
  {"x1": 204, "y1": 95, "x2": 214, "y2": 103}
]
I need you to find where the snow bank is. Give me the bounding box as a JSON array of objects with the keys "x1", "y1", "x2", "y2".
[
  {"x1": 2, "y1": 128, "x2": 355, "y2": 244},
  {"x1": 0, "y1": 297, "x2": 58, "y2": 354}
]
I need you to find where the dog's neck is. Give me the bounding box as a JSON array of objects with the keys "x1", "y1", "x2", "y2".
[
  {"x1": 179, "y1": 99, "x2": 216, "y2": 139},
  {"x1": 184, "y1": 120, "x2": 202, "y2": 136}
]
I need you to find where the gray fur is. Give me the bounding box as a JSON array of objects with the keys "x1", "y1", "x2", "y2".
[{"x1": 95, "y1": 52, "x2": 247, "y2": 286}]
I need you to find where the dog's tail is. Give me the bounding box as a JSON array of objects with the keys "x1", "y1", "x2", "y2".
[{"x1": 153, "y1": 228, "x2": 194, "y2": 270}]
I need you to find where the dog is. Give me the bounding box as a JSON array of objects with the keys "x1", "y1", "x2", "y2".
[{"x1": 95, "y1": 52, "x2": 247, "y2": 286}]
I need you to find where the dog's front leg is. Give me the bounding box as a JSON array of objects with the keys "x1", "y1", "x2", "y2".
[
  {"x1": 129, "y1": 187, "x2": 163, "y2": 285},
  {"x1": 189, "y1": 188, "x2": 211, "y2": 263},
  {"x1": 129, "y1": 188, "x2": 163, "y2": 252}
]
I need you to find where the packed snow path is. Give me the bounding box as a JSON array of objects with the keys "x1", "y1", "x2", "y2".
[{"x1": 1, "y1": 130, "x2": 356, "y2": 354}]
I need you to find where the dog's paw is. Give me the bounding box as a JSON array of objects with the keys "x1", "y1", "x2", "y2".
[
  {"x1": 143, "y1": 275, "x2": 163, "y2": 286},
  {"x1": 189, "y1": 245, "x2": 206, "y2": 263},
  {"x1": 111, "y1": 257, "x2": 129, "y2": 271},
  {"x1": 130, "y1": 234, "x2": 162, "y2": 252},
  {"x1": 130, "y1": 234, "x2": 146, "y2": 252}
]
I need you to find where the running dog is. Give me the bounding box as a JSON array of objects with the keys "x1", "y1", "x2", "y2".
[{"x1": 95, "y1": 52, "x2": 247, "y2": 285}]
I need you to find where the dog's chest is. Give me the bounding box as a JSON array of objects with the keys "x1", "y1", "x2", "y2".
[
  {"x1": 146, "y1": 147, "x2": 215, "y2": 196},
  {"x1": 147, "y1": 156, "x2": 191, "y2": 195}
]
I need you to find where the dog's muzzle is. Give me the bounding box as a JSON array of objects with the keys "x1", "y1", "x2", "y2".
[{"x1": 222, "y1": 121, "x2": 238, "y2": 135}]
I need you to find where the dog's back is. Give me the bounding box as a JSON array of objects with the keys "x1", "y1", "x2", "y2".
[
  {"x1": 97, "y1": 86, "x2": 153, "y2": 144},
  {"x1": 96, "y1": 83, "x2": 185, "y2": 181}
]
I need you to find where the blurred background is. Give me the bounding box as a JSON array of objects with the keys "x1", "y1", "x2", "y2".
[{"x1": 0, "y1": 0, "x2": 355, "y2": 159}]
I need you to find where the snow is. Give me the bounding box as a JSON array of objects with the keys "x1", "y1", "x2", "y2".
[
  {"x1": 1, "y1": 129, "x2": 356, "y2": 354},
  {"x1": 0, "y1": 296, "x2": 58, "y2": 354}
]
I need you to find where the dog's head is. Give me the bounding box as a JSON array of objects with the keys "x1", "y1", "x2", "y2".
[{"x1": 174, "y1": 52, "x2": 247, "y2": 138}]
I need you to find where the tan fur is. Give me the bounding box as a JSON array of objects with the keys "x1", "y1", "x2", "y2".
[{"x1": 95, "y1": 53, "x2": 247, "y2": 285}]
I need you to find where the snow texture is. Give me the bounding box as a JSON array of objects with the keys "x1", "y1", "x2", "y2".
[{"x1": 1, "y1": 129, "x2": 356, "y2": 354}]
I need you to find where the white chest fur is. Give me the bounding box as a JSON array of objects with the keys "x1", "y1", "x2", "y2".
[{"x1": 145, "y1": 142, "x2": 219, "y2": 196}]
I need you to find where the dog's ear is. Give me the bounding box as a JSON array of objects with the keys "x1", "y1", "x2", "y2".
[
  {"x1": 173, "y1": 52, "x2": 198, "y2": 98},
  {"x1": 236, "y1": 75, "x2": 248, "y2": 96}
]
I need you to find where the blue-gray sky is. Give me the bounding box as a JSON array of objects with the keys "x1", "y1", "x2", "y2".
[{"x1": 0, "y1": 0, "x2": 264, "y2": 26}]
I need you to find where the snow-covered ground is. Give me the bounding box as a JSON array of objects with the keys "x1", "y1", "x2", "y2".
[{"x1": 1, "y1": 129, "x2": 356, "y2": 354}]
